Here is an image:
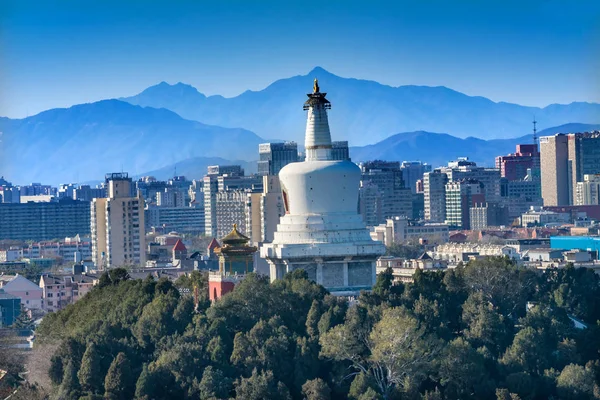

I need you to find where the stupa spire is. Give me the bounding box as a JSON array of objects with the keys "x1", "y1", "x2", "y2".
[{"x1": 304, "y1": 79, "x2": 332, "y2": 161}]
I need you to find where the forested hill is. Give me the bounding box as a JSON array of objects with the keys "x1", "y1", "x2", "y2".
[{"x1": 24, "y1": 259, "x2": 600, "y2": 400}]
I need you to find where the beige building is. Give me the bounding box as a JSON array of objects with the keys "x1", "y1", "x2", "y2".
[
  {"x1": 423, "y1": 170, "x2": 448, "y2": 222},
  {"x1": 540, "y1": 134, "x2": 569, "y2": 206},
  {"x1": 39, "y1": 272, "x2": 98, "y2": 312},
  {"x1": 91, "y1": 173, "x2": 145, "y2": 269},
  {"x1": 576, "y1": 174, "x2": 600, "y2": 206},
  {"x1": 260, "y1": 176, "x2": 285, "y2": 243}
]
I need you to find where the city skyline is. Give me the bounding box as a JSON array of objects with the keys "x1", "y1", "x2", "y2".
[{"x1": 1, "y1": 0, "x2": 599, "y2": 118}]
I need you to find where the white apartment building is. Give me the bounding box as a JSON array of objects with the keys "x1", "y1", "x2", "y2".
[
  {"x1": 576, "y1": 174, "x2": 600, "y2": 206},
  {"x1": 91, "y1": 173, "x2": 145, "y2": 269}
]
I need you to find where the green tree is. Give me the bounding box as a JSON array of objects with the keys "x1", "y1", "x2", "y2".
[
  {"x1": 302, "y1": 378, "x2": 331, "y2": 400},
  {"x1": 439, "y1": 337, "x2": 492, "y2": 398},
  {"x1": 104, "y1": 352, "x2": 134, "y2": 400},
  {"x1": 321, "y1": 307, "x2": 439, "y2": 399},
  {"x1": 199, "y1": 366, "x2": 232, "y2": 400},
  {"x1": 556, "y1": 364, "x2": 597, "y2": 400},
  {"x1": 234, "y1": 368, "x2": 292, "y2": 400},
  {"x1": 77, "y1": 343, "x2": 104, "y2": 394},
  {"x1": 462, "y1": 292, "x2": 510, "y2": 354},
  {"x1": 501, "y1": 327, "x2": 552, "y2": 375},
  {"x1": 57, "y1": 360, "x2": 81, "y2": 400}
]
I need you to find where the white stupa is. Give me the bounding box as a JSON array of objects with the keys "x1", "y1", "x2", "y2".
[{"x1": 260, "y1": 79, "x2": 385, "y2": 294}]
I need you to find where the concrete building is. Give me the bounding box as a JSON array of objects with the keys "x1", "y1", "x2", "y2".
[
  {"x1": 424, "y1": 170, "x2": 448, "y2": 222},
  {"x1": 145, "y1": 206, "x2": 205, "y2": 234},
  {"x1": 0, "y1": 198, "x2": 91, "y2": 241},
  {"x1": 576, "y1": 174, "x2": 600, "y2": 205},
  {"x1": 0, "y1": 274, "x2": 43, "y2": 310},
  {"x1": 39, "y1": 271, "x2": 98, "y2": 312},
  {"x1": 91, "y1": 173, "x2": 145, "y2": 269},
  {"x1": 21, "y1": 236, "x2": 92, "y2": 263},
  {"x1": 0, "y1": 248, "x2": 23, "y2": 262},
  {"x1": 445, "y1": 180, "x2": 485, "y2": 229},
  {"x1": 400, "y1": 161, "x2": 432, "y2": 194},
  {"x1": 261, "y1": 80, "x2": 385, "y2": 294},
  {"x1": 470, "y1": 202, "x2": 509, "y2": 230},
  {"x1": 442, "y1": 159, "x2": 501, "y2": 203},
  {"x1": 520, "y1": 207, "x2": 570, "y2": 227},
  {"x1": 156, "y1": 188, "x2": 186, "y2": 208},
  {"x1": 260, "y1": 176, "x2": 286, "y2": 243},
  {"x1": 73, "y1": 185, "x2": 106, "y2": 202},
  {"x1": 434, "y1": 242, "x2": 519, "y2": 263},
  {"x1": 540, "y1": 132, "x2": 600, "y2": 206},
  {"x1": 376, "y1": 254, "x2": 448, "y2": 284},
  {"x1": 568, "y1": 131, "x2": 600, "y2": 205},
  {"x1": 370, "y1": 217, "x2": 449, "y2": 246},
  {"x1": 495, "y1": 144, "x2": 540, "y2": 181},
  {"x1": 203, "y1": 166, "x2": 262, "y2": 238},
  {"x1": 359, "y1": 161, "x2": 412, "y2": 226},
  {"x1": 258, "y1": 142, "x2": 299, "y2": 176}
]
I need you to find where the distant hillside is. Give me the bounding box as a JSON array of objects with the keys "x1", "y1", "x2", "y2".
[
  {"x1": 121, "y1": 67, "x2": 600, "y2": 145},
  {"x1": 138, "y1": 157, "x2": 258, "y2": 181},
  {"x1": 350, "y1": 123, "x2": 600, "y2": 167},
  {"x1": 0, "y1": 100, "x2": 263, "y2": 185}
]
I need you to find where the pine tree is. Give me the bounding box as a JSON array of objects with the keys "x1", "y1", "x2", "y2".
[
  {"x1": 104, "y1": 352, "x2": 134, "y2": 400},
  {"x1": 57, "y1": 360, "x2": 81, "y2": 400},
  {"x1": 77, "y1": 343, "x2": 104, "y2": 394},
  {"x1": 134, "y1": 364, "x2": 152, "y2": 400}
]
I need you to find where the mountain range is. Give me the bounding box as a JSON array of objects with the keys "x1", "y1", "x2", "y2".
[
  {"x1": 121, "y1": 66, "x2": 600, "y2": 144},
  {"x1": 0, "y1": 100, "x2": 262, "y2": 185},
  {"x1": 350, "y1": 123, "x2": 600, "y2": 166},
  {"x1": 1, "y1": 67, "x2": 599, "y2": 186}
]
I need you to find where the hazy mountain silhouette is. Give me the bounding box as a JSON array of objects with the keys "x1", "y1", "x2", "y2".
[
  {"x1": 121, "y1": 67, "x2": 600, "y2": 145},
  {"x1": 350, "y1": 123, "x2": 600, "y2": 167},
  {"x1": 0, "y1": 100, "x2": 263, "y2": 185}
]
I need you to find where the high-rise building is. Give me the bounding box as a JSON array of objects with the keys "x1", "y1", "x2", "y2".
[
  {"x1": 259, "y1": 176, "x2": 286, "y2": 243},
  {"x1": 91, "y1": 173, "x2": 145, "y2": 269},
  {"x1": 156, "y1": 188, "x2": 186, "y2": 208},
  {"x1": 261, "y1": 80, "x2": 385, "y2": 294},
  {"x1": 495, "y1": 144, "x2": 540, "y2": 181},
  {"x1": 470, "y1": 202, "x2": 509, "y2": 230},
  {"x1": 258, "y1": 142, "x2": 299, "y2": 176},
  {"x1": 441, "y1": 159, "x2": 501, "y2": 203},
  {"x1": 331, "y1": 141, "x2": 350, "y2": 161},
  {"x1": 204, "y1": 167, "x2": 263, "y2": 238},
  {"x1": 145, "y1": 207, "x2": 205, "y2": 234},
  {"x1": 576, "y1": 174, "x2": 600, "y2": 205},
  {"x1": 424, "y1": 170, "x2": 448, "y2": 222},
  {"x1": 540, "y1": 133, "x2": 575, "y2": 206},
  {"x1": 359, "y1": 161, "x2": 412, "y2": 226},
  {"x1": 445, "y1": 180, "x2": 485, "y2": 229},
  {"x1": 400, "y1": 161, "x2": 432, "y2": 194},
  {"x1": 568, "y1": 131, "x2": 600, "y2": 204},
  {"x1": 0, "y1": 198, "x2": 90, "y2": 241}
]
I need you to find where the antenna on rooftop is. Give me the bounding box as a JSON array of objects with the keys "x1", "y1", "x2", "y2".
[{"x1": 532, "y1": 117, "x2": 538, "y2": 146}]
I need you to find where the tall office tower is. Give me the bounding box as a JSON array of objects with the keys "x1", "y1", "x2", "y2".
[
  {"x1": 203, "y1": 165, "x2": 244, "y2": 237},
  {"x1": 136, "y1": 177, "x2": 168, "y2": 206},
  {"x1": 261, "y1": 80, "x2": 385, "y2": 294},
  {"x1": 442, "y1": 159, "x2": 501, "y2": 203},
  {"x1": 260, "y1": 175, "x2": 286, "y2": 243},
  {"x1": 359, "y1": 161, "x2": 412, "y2": 226},
  {"x1": 91, "y1": 173, "x2": 145, "y2": 269},
  {"x1": 331, "y1": 141, "x2": 350, "y2": 161},
  {"x1": 73, "y1": 185, "x2": 106, "y2": 202},
  {"x1": 215, "y1": 190, "x2": 261, "y2": 239},
  {"x1": 469, "y1": 202, "x2": 509, "y2": 230},
  {"x1": 358, "y1": 181, "x2": 383, "y2": 227},
  {"x1": 499, "y1": 168, "x2": 543, "y2": 220},
  {"x1": 568, "y1": 131, "x2": 600, "y2": 204},
  {"x1": 495, "y1": 144, "x2": 540, "y2": 181},
  {"x1": 576, "y1": 174, "x2": 600, "y2": 205},
  {"x1": 204, "y1": 166, "x2": 263, "y2": 238},
  {"x1": 445, "y1": 180, "x2": 485, "y2": 229},
  {"x1": 423, "y1": 170, "x2": 448, "y2": 222},
  {"x1": 258, "y1": 142, "x2": 299, "y2": 176},
  {"x1": 156, "y1": 187, "x2": 186, "y2": 207},
  {"x1": 400, "y1": 161, "x2": 432, "y2": 194},
  {"x1": 58, "y1": 183, "x2": 77, "y2": 199},
  {"x1": 540, "y1": 134, "x2": 570, "y2": 206}
]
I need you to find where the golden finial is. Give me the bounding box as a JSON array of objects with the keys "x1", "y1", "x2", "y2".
[
  {"x1": 313, "y1": 78, "x2": 319, "y2": 94},
  {"x1": 233, "y1": 223, "x2": 238, "y2": 230}
]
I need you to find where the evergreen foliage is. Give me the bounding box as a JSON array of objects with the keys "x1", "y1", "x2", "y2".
[{"x1": 32, "y1": 260, "x2": 600, "y2": 399}]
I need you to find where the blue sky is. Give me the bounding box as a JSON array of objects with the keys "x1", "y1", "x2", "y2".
[{"x1": 1, "y1": 0, "x2": 599, "y2": 118}]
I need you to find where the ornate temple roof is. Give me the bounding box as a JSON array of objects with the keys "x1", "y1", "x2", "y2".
[{"x1": 221, "y1": 224, "x2": 250, "y2": 246}]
